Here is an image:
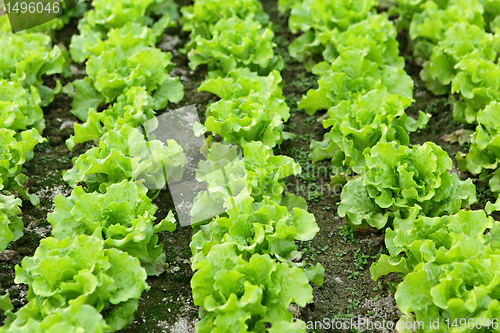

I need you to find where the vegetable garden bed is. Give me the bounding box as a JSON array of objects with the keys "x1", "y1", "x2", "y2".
[{"x1": 1, "y1": 0, "x2": 499, "y2": 332}]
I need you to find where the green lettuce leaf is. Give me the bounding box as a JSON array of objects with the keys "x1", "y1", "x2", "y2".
[
  {"x1": 451, "y1": 58, "x2": 500, "y2": 124},
  {"x1": 70, "y1": 77, "x2": 105, "y2": 122}
]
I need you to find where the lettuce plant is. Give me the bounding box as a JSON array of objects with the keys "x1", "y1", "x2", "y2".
[
  {"x1": 81, "y1": 0, "x2": 153, "y2": 32},
  {"x1": 338, "y1": 142, "x2": 476, "y2": 229},
  {"x1": 77, "y1": 0, "x2": 177, "y2": 35},
  {"x1": 290, "y1": 13, "x2": 402, "y2": 67},
  {"x1": 86, "y1": 46, "x2": 179, "y2": 110},
  {"x1": 0, "y1": 79, "x2": 44, "y2": 132},
  {"x1": 310, "y1": 90, "x2": 429, "y2": 174},
  {"x1": 402, "y1": 0, "x2": 500, "y2": 124},
  {"x1": 371, "y1": 210, "x2": 500, "y2": 332},
  {"x1": 188, "y1": 17, "x2": 283, "y2": 77},
  {"x1": 387, "y1": 0, "x2": 426, "y2": 30},
  {"x1": 298, "y1": 49, "x2": 414, "y2": 115},
  {"x1": 457, "y1": 101, "x2": 500, "y2": 194},
  {"x1": 0, "y1": 128, "x2": 45, "y2": 204},
  {"x1": 190, "y1": 142, "x2": 249, "y2": 224},
  {"x1": 14, "y1": 234, "x2": 149, "y2": 331},
  {"x1": 63, "y1": 124, "x2": 186, "y2": 192},
  {"x1": 0, "y1": 194, "x2": 22, "y2": 251},
  {"x1": 420, "y1": 22, "x2": 500, "y2": 96},
  {"x1": 0, "y1": 33, "x2": 69, "y2": 88},
  {"x1": 191, "y1": 194, "x2": 318, "y2": 263},
  {"x1": 199, "y1": 69, "x2": 289, "y2": 147},
  {"x1": 48, "y1": 180, "x2": 176, "y2": 275},
  {"x1": 0, "y1": 298, "x2": 110, "y2": 333},
  {"x1": 70, "y1": 21, "x2": 173, "y2": 63},
  {"x1": 190, "y1": 244, "x2": 316, "y2": 333},
  {"x1": 396, "y1": 258, "x2": 500, "y2": 333},
  {"x1": 243, "y1": 142, "x2": 301, "y2": 203},
  {"x1": 70, "y1": 22, "x2": 183, "y2": 121},
  {"x1": 181, "y1": 0, "x2": 268, "y2": 51},
  {"x1": 323, "y1": 14, "x2": 402, "y2": 66},
  {"x1": 451, "y1": 58, "x2": 500, "y2": 124},
  {"x1": 372, "y1": 210, "x2": 494, "y2": 278},
  {"x1": 392, "y1": 0, "x2": 500, "y2": 32},
  {"x1": 408, "y1": 0, "x2": 486, "y2": 59},
  {"x1": 190, "y1": 142, "x2": 301, "y2": 224},
  {"x1": 66, "y1": 87, "x2": 156, "y2": 150},
  {"x1": 288, "y1": 0, "x2": 376, "y2": 34},
  {"x1": 286, "y1": 0, "x2": 377, "y2": 66}
]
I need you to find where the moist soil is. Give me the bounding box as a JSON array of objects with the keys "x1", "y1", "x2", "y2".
[{"x1": 1, "y1": 1, "x2": 494, "y2": 332}]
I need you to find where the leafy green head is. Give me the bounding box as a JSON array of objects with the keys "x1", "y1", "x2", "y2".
[
  {"x1": 188, "y1": 17, "x2": 283, "y2": 76},
  {"x1": 339, "y1": 142, "x2": 476, "y2": 229},
  {"x1": 312, "y1": 90, "x2": 427, "y2": 173},
  {"x1": 14, "y1": 234, "x2": 149, "y2": 331}
]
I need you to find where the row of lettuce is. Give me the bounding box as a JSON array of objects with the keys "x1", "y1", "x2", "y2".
[
  {"x1": 0, "y1": 0, "x2": 325, "y2": 331},
  {"x1": 389, "y1": 1, "x2": 500, "y2": 331},
  {"x1": 0, "y1": 9, "x2": 77, "y2": 251},
  {"x1": 281, "y1": 0, "x2": 500, "y2": 331},
  {"x1": 0, "y1": 0, "x2": 190, "y2": 332},
  {"x1": 395, "y1": 0, "x2": 500, "y2": 208},
  {"x1": 179, "y1": 0, "x2": 325, "y2": 331}
]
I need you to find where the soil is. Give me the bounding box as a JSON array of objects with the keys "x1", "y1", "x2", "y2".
[{"x1": 1, "y1": 0, "x2": 495, "y2": 332}]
